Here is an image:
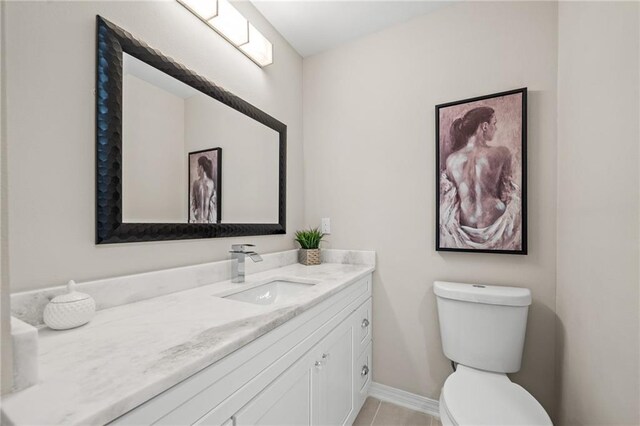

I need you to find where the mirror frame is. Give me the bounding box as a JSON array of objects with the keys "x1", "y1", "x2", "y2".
[{"x1": 96, "y1": 16, "x2": 286, "y2": 244}]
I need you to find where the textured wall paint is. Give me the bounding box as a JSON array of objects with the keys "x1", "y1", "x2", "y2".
[
  {"x1": 303, "y1": 1, "x2": 558, "y2": 416},
  {"x1": 556, "y1": 2, "x2": 640, "y2": 424},
  {"x1": 4, "y1": 1, "x2": 303, "y2": 292}
]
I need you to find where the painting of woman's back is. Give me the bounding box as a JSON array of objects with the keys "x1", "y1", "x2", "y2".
[{"x1": 437, "y1": 89, "x2": 527, "y2": 254}]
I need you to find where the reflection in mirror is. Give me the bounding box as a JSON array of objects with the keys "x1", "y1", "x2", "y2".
[{"x1": 121, "y1": 53, "x2": 279, "y2": 224}]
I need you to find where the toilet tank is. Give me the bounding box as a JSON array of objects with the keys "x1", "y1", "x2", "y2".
[{"x1": 434, "y1": 281, "x2": 532, "y2": 373}]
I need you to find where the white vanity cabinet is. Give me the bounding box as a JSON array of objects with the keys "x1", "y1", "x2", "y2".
[
  {"x1": 111, "y1": 273, "x2": 373, "y2": 426},
  {"x1": 234, "y1": 299, "x2": 371, "y2": 426}
]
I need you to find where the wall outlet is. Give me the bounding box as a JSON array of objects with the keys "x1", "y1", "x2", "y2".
[{"x1": 321, "y1": 217, "x2": 331, "y2": 234}]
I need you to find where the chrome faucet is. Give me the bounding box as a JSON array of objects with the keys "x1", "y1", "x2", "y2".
[{"x1": 230, "y1": 244, "x2": 263, "y2": 283}]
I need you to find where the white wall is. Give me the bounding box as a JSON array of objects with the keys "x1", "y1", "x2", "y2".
[
  {"x1": 556, "y1": 2, "x2": 640, "y2": 425},
  {"x1": 4, "y1": 0, "x2": 303, "y2": 292},
  {"x1": 0, "y1": 0, "x2": 13, "y2": 395},
  {"x1": 122, "y1": 74, "x2": 187, "y2": 223},
  {"x1": 303, "y1": 1, "x2": 558, "y2": 415}
]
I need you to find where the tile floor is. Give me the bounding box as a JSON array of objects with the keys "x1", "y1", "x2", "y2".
[{"x1": 353, "y1": 397, "x2": 442, "y2": 426}]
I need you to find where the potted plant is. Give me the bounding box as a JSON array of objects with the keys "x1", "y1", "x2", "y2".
[{"x1": 295, "y1": 227, "x2": 325, "y2": 266}]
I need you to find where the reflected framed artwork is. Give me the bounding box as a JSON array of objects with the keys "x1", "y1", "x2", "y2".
[
  {"x1": 188, "y1": 148, "x2": 222, "y2": 224},
  {"x1": 436, "y1": 88, "x2": 527, "y2": 255}
]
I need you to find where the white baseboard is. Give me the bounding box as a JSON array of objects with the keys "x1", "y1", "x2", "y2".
[{"x1": 368, "y1": 382, "x2": 440, "y2": 418}]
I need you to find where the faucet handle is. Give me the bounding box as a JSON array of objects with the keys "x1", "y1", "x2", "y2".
[{"x1": 231, "y1": 244, "x2": 255, "y2": 252}]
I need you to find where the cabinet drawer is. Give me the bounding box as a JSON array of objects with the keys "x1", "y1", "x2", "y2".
[
  {"x1": 355, "y1": 341, "x2": 372, "y2": 409},
  {"x1": 354, "y1": 298, "x2": 372, "y2": 356}
]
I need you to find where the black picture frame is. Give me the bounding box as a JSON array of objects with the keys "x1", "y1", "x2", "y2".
[
  {"x1": 188, "y1": 148, "x2": 222, "y2": 224},
  {"x1": 435, "y1": 88, "x2": 527, "y2": 255},
  {"x1": 96, "y1": 16, "x2": 286, "y2": 244}
]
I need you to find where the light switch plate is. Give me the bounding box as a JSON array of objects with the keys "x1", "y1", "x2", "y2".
[{"x1": 321, "y1": 217, "x2": 331, "y2": 234}]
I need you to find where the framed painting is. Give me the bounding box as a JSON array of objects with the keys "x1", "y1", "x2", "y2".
[
  {"x1": 436, "y1": 88, "x2": 527, "y2": 254},
  {"x1": 188, "y1": 148, "x2": 222, "y2": 224}
]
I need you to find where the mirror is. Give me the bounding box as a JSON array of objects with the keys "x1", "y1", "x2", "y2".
[
  {"x1": 96, "y1": 16, "x2": 286, "y2": 244},
  {"x1": 122, "y1": 53, "x2": 280, "y2": 224}
]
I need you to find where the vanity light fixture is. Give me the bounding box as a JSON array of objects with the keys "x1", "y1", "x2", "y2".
[
  {"x1": 240, "y1": 23, "x2": 273, "y2": 67},
  {"x1": 208, "y1": 0, "x2": 249, "y2": 46},
  {"x1": 177, "y1": 0, "x2": 274, "y2": 67},
  {"x1": 178, "y1": 0, "x2": 217, "y2": 20}
]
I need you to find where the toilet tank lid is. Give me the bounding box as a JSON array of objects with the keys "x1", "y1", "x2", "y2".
[{"x1": 434, "y1": 281, "x2": 532, "y2": 307}]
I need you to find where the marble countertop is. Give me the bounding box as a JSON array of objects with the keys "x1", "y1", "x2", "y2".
[{"x1": 1, "y1": 262, "x2": 374, "y2": 425}]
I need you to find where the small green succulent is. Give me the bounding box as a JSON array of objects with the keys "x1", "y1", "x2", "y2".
[{"x1": 294, "y1": 227, "x2": 325, "y2": 249}]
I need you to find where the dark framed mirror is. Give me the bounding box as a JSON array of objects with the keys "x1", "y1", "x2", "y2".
[{"x1": 96, "y1": 16, "x2": 286, "y2": 244}]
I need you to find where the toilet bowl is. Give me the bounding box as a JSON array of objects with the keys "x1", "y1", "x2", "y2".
[
  {"x1": 438, "y1": 365, "x2": 551, "y2": 426},
  {"x1": 434, "y1": 281, "x2": 552, "y2": 426}
]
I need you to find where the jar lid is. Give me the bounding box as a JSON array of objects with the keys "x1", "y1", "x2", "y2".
[{"x1": 49, "y1": 280, "x2": 91, "y2": 304}]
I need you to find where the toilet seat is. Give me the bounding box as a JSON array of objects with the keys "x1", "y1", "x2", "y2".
[{"x1": 440, "y1": 365, "x2": 552, "y2": 426}]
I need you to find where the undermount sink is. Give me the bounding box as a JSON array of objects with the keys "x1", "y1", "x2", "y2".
[{"x1": 224, "y1": 280, "x2": 316, "y2": 305}]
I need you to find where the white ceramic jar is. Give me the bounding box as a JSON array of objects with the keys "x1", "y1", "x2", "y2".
[{"x1": 43, "y1": 280, "x2": 96, "y2": 330}]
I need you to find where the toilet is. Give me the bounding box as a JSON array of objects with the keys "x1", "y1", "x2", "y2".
[{"x1": 434, "y1": 281, "x2": 552, "y2": 426}]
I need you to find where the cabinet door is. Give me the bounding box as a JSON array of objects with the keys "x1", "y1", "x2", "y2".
[
  {"x1": 233, "y1": 351, "x2": 318, "y2": 426},
  {"x1": 318, "y1": 322, "x2": 355, "y2": 426}
]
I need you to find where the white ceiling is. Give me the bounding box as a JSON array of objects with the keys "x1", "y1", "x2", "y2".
[{"x1": 250, "y1": 1, "x2": 450, "y2": 58}]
